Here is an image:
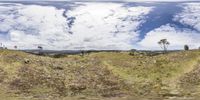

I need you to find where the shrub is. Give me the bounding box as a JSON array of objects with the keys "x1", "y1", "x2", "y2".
[
  {"x1": 184, "y1": 45, "x2": 189, "y2": 51},
  {"x1": 9, "y1": 66, "x2": 48, "y2": 91},
  {"x1": 129, "y1": 49, "x2": 137, "y2": 56},
  {"x1": 0, "y1": 68, "x2": 7, "y2": 83},
  {"x1": 52, "y1": 54, "x2": 66, "y2": 58}
]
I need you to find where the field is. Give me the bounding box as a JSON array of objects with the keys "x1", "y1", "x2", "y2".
[{"x1": 0, "y1": 50, "x2": 200, "y2": 100}]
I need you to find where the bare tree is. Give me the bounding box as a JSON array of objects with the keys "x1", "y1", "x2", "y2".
[
  {"x1": 158, "y1": 39, "x2": 170, "y2": 53},
  {"x1": 0, "y1": 43, "x2": 3, "y2": 49},
  {"x1": 37, "y1": 46, "x2": 43, "y2": 55},
  {"x1": 3, "y1": 45, "x2": 7, "y2": 49}
]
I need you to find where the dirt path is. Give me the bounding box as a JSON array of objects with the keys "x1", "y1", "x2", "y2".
[
  {"x1": 167, "y1": 56, "x2": 200, "y2": 92},
  {"x1": 103, "y1": 61, "x2": 137, "y2": 84},
  {"x1": 103, "y1": 55, "x2": 200, "y2": 100}
]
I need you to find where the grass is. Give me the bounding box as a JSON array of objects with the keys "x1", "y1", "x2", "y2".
[{"x1": 0, "y1": 50, "x2": 200, "y2": 100}]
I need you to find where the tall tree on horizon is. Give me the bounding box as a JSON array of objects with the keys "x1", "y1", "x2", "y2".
[{"x1": 158, "y1": 39, "x2": 170, "y2": 53}]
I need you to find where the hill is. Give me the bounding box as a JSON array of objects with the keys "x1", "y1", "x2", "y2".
[{"x1": 0, "y1": 50, "x2": 200, "y2": 100}]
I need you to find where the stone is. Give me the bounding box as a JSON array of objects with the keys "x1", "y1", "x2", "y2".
[{"x1": 24, "y1": 58, "x2": 30, "y2": 64}]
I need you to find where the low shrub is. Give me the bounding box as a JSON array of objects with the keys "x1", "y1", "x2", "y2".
[{"x1": 0, "y1": 68, "x2": 7, "y2": 83}]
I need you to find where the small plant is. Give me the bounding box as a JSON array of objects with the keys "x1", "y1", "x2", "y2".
[
  {"x1": 52, "y1": 54, "x2": 66, "y2": 58},
  {"x1": 80, "y1": 51, "x2": 85, "y2": 57},
  {"x1": 184, "y1": 45, "x2": 189, "y2": 51},
  {"x1": 0, "y1": 68, "x2": 7, "y2": 83}
]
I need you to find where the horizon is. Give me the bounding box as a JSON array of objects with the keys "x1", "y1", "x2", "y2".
[{"x1": 0, "y1": 0, "x2": 200, "y2": 2}]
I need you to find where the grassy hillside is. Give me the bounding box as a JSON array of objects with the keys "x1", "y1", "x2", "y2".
[{"x1": 0, "y1": 50, "x2": 200, "y2": 100}]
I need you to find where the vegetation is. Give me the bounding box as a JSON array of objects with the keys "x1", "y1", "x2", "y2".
[
  {"x1": 0, "y1": 50, "x2": 200, "y2": 100},
  {"x1": 158, "y1": 39, "x2": 170, "y2": 53},
  {"x1": 184, "y1": 45, "x2": 189, "y2": 51}
]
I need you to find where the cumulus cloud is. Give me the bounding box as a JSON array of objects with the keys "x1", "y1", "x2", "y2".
[
  {"x1": 174, "y1": 3, "x2": 200, "y2": 32},
  {"x1": 1, "y1": 2, "x2": 200, "y2": 50},
  {"x1": 0, "y1": 3, "x2": 70, "y2": 49},
  {"x1": 0, "y1": 2, "x2": 152, "y2": 50},
  {"x1": 138, "y1": 24, "x2": 200, "y2": 50},
  {"x1": 66, "y1": 2, "x2": 152, "y2": 50},
  {"x1": 137, "y1": 2, "x2": 200, "y2": 50}
]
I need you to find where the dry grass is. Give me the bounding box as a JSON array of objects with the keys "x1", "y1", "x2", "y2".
[{"x1": 0, "y1": 50, "x2": 200, "y2": 100}]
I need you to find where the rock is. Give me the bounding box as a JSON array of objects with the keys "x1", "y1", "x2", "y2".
[
  {"x1": 169, "y1": 90, "x2": 180, "y2": 95},
  {"x1": 153, "y1": 60, "x2": 157, "y2": 63},
  {"x1": 24, "y1": 58, "x2": 30, "y2": 64}
]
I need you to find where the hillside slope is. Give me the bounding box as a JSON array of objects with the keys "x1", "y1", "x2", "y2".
[{"x1": 0, "y1": 50, "x2": 200, "y2": 100}]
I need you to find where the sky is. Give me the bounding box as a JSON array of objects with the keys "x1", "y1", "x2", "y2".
[
  {"x1": 0, "y1": 0, "x2": 199, "y2": 1},
  {"x1": 71, "y1": 0, "x2": 199, "y2": 1},
  {"x1": 0, "y1": 1, "x2": 200, "y2": 50}
]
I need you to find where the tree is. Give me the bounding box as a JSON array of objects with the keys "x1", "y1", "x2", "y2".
[
  {"x1": 14, "y1": 46, "x2": 18, "y2": 50},
  {"x1": 158, "y1": 39, "x2": 170, "y2": 53},
  {"x1": 38, "y1": 46, "x2": 43, "y2": 50},
  {"x1": 0, "y1": 43, "x2": 6, "y2": 49},
  {"x1": 80, "y1": 50, "x2": 85, "y2": 57},
  {"x1": 37, "y1": 46, "x2": 43, "y2": 55},
  {"x1": 3, "y1": 45, "x2": 7, "y2": 49},
  {"x1": 0, "y1": 43, "x2": 3, "y2": 49},
  {"x1": 130, "y1": 49, "x2": 137, "y2": 52},
  {"x1": 184, "y1": 45, "x2": 189, "y2": 51},
  {"x1": 129, "y1": 49, "x2": 137, "y2": 56}
]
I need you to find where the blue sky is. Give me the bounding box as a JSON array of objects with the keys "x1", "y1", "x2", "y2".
[{"x1": 0, "y1": 1, "x2": 200, "y2": 50}]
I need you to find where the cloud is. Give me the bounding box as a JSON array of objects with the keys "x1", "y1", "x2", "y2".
[
  {"x1": 138, "y1": 24, "x2": 200, "y2": 50},
  {"x1": 66, "y1": 2, "x2": 152, "y2": 50},
  {"x1": 174, "y1": 3, "x2": 200, "y2": 32},
  {"x1": 1, "y1": 2, "x2": 200, "y2": 50},
  {"x1": 0, "y1": 0, "x2": 199, "y2": 2},
  {"x1": 0, "y1": 3, "x2": 70, "y2": 49},
  {"x1": 0, "y1": 2, "x2": 152, "y2": 50},
  {"x1": 136, "y1": 2, "x2": 200, "y2": 50}
]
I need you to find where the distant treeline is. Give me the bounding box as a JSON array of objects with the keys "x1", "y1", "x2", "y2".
[{"x1": 22, "y1": 49, "x2": 182, "y2": 57}]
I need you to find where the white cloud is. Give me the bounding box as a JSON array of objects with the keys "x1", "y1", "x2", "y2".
[
  {"x1": 138, "y1": 24, "x2": 200, "y2": 50},
  {"x1": 0, "y1": 2, "x2": 152, "y2": 50},
  {"x1": 66, "y1": 2, "x2": 152, "y2": 50},
  {"x1": 1, "y1": 2, "x2": 199, "y2": 50},
  {"x1": 174, "y1": 3, "x2": 200, "y2": 32},
  {"x1": 0, "y1": 3, "x2": 70, "y2": 49}
]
